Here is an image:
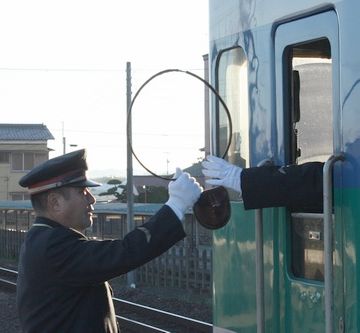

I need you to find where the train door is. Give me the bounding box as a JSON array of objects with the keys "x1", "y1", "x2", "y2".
[
  {"x1": 275, "y1": 11, "x2": 343, "y2": 332},
  {"x1": 212, "y1": 46, "x2": 256, "y2": 333}
]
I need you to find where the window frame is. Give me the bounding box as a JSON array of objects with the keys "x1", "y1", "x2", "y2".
[{"x1": 214, "y1": 46, "x2": 250, "y2": 169}]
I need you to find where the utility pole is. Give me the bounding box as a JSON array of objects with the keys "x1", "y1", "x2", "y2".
[
  {"x1": 126, "y1": 61, "x2": 136, "y2": 287},
  {"x1": 62, "y1": 122, "x2": 66, "y2": 154},
  {"x1": 62, "y1": 122, "x2": 77, "y2": 154}
]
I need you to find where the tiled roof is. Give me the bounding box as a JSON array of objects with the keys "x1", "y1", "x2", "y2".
[{"x1": 0, "y1": 124, "x2": 54, "y2": 141}]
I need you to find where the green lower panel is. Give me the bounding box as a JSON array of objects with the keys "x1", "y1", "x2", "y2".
[
  {"x1": 285, "y1": 281, "x2": 324, "y2": 332},
  {"x1": 338, "y1": 188, "x2": 360, "y2": 333},
  {"x1": 213, "y1": 202, "x2": 257, "y2": 332},
  {"x1": 213, "y1": 189, "x2": 360, "y2": 333}
]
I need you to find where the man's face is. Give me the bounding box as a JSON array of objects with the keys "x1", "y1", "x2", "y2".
[{"x1": 58, "y1": 187, "x2": 96, "y2": 232}]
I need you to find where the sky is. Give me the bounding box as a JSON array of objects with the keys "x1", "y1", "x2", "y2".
[{"x1": 0, "y1": 0, "x2": 209, "y2": 178}]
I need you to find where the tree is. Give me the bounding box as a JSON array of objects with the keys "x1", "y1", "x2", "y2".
[{"x1": 99, "y1": 179, "x2": 128, "y2": 203}]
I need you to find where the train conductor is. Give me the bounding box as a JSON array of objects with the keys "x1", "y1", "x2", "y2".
[{"x1": 16, "y1": 149, "x2": 202, "y2": 333}]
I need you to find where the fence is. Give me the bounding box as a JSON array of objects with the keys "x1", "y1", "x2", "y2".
[
  {"x1": 0, "y1": 201, "x2": 213, "y2": 293},
  {"x1": 137, "y1": 246, "x2": 212, "y2": 291},
  {"x1": 0, "y1": 229, "x2": 26, "y2": 259}
]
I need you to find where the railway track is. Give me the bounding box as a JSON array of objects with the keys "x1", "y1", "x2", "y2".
[
  {"x1": 0, "y1": 266, "x2": 212, "y2": 333},
  {"x1": 0, "y1": 266, "x2": 17, "y2": 288}
]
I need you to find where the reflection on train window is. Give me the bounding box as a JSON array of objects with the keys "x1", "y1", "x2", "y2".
[
  {"x1": 286, "y1": 39, "x2": 333, "y2": 164},
  {"x1": 217, "y1": 47, "x2": 249, "y2": 169},
  {"x1": 285, "y1": 38, "x2": 333, "y2": 281}
]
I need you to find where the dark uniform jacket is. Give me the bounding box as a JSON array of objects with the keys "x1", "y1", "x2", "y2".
[
  {"x1": 16, "y1": 205, "x2": 185, "y2": 333},
  {"x1": 241, "y1": 162, "x2": 324, "y2": 213}
]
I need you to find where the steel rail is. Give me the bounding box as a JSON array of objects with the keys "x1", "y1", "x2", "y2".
[
  {"x1": 116, "y1": 315, "x2": 171, "y2": 333},
  {"x1": 0, "y1": 266, "x2": 17, "y2": 287},
  {"x1": 114, "y1": 297, "x2": 212, "y2": 333}
]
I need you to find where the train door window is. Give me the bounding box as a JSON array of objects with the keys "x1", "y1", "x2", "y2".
[
  {"x1": 284, "y1": 38, "x2": 333, "y2": 281},
  {"x1": 285, "y1": 40, "x2": 333, "y2": 165},
  {"x1": 216, "y1": 47, "x2": 249, "y2": 199}
]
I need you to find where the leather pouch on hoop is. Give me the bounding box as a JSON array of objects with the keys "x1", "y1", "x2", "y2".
[{"x1": 193, "y1": 186, "x2": 231, "y2": 229}]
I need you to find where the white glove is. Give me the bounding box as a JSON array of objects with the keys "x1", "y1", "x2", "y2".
[
  {"x1": 201, "y1": 155, "x2": 242, "y2": 193},
  {"x1": 165, "y1": 168, "x2": 203, "y2": 221}
]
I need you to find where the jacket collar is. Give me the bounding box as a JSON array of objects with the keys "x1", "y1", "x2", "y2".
[
  {"x1": 33, "y1": 216, "x2": 63, "y2": 229},
  {"x1": 32, "y1": 216, "x2": 87, "y2": 238}
]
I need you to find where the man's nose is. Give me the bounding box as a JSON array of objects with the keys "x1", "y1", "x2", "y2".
[{"x1": 86, "y1": 189, "x2": 96, "y2": 205}]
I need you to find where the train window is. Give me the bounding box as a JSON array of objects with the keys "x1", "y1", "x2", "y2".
[
  {"x1": 284, "y1": 38, "x2": 333, "y2": 281},
  {"x1": 285, "y1": 39, "x2": 333, "y2": 164},
  {"x1": 217, "y1": 47, "x2": 249, "y2": 170}
]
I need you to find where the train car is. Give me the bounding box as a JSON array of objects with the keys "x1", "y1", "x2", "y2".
[{"x1": 208, "y1": 1, "x2": 360, "y2": 332}]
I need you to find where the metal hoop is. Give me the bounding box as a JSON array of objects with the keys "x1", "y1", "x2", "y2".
[{"x1": 127, "y1": 68, "x2": 233, "y2": 180}]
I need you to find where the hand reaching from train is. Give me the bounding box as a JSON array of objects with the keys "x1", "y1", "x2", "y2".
[
  {"x1": 201, "y1": 155, "x2": 242, "y2": 194},
  {"x1": 165, "y1": 168, "x2": 203, "y2": 221}
]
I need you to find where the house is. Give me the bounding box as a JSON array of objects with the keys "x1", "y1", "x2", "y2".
[{"x1": 0, "y1": 124, "x2": 54, "y2": 200}]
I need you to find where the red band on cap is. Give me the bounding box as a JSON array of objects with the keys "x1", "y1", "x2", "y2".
[{"x1": 28, "y1": 169, "x2": 84, "y2": 192}]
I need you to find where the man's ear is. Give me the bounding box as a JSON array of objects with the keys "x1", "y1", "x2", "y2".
[{"x1": 47, "y1": 191, "x2": 63, "y2": 212}]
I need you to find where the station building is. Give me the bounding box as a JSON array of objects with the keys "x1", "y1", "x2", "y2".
[{"x1": 0, "y1": 124, "x2": 54, "y2": 200}]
